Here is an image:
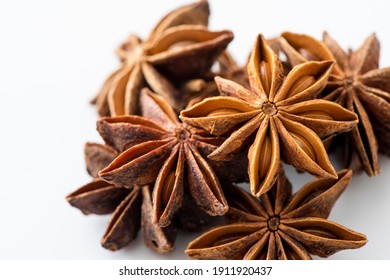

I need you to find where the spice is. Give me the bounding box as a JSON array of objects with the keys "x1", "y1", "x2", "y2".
[
  {"x1": 277, "y1": 32, "x2": 390, "y2": 176},
  {"x1": 180, "y1": 34, "x2": 358, "y2": 196},
  {"x1": 67, "y1": 144, "x2": 176, "y2": 252},
  {"x1": 67, "y1": 143, "x2": 210, "y2": 252},
  {"x1": 92, "y1": 0, "x2": 233, "y2": 116},
  {"x1": 185, "y1": 169, "x2": 367, "y2": 260},
  {"x1": 65, "y1": 0, "x2": 389, "y2": 260},
  {"x1": 216, "y1": 51, "x2": 249, "y2": 88},
  {"x1": 98, "y1": 89, "x2": 247, "y2": 227}
]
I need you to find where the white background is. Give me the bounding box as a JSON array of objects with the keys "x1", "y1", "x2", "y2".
[{"x1": 0, "y1": 0, "x2": 389, "y2": 260}]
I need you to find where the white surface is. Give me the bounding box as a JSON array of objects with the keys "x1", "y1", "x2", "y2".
[{"x1": 0, "y1": 0, "x2": 389, "y2": 260}]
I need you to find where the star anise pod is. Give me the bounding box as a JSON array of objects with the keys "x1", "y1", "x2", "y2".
[
  {"x1": 216, "y1": 51, "x2": 249, "y2": 88},
  {"x1": 66, "y1": 143, "x2": 177, "y2": 252},
  {"x1": 274, "y1": 32, "x2": 336, "y2": 73},
  {"x1": 185, "y1": 169, "x2": 367, "y2": 260},
  {"x1": 97, "y1": 89, "x2": 247, "y2": 227},
  {"x1": 180, "y1": 34, "x2": 358, "y2": 196},
  {"x1": 277, "y1": 32, "x2": 390, "y2": 176},
  {"x1": 92, "y1": 0, "x2": 233, "y2": 116},
  {"x1": 184, "y1": 51, "x2": 250, "y2": 108}
]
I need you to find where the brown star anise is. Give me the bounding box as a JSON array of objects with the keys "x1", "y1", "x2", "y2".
[
  {"x1": 277, "y1": 32, "x2": 390, "y2": 176},
  {"x1": 97, "y1": 89, "x2": 247, "y2": 227},
  {"x1": 92, "y1": 0, "x2": 233, "y2": 116},
  {"x1": 180, "y1": 34, "x2": 358, "y2": 196},
  {"x1": 185, "y1": 169, "x2": 367, "y2": 260},
  {"x1": 216, "y1": 51, "x2": 249, "y2": 88},
  {"x1": 66, "y1": 143, "x2": 177, "y2": 252}
]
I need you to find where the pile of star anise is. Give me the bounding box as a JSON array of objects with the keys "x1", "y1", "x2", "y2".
[{"x1": 66, "y1": 0, "x2": 390, "y2": 259}]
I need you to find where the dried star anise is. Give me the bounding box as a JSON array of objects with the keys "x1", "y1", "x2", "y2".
[
  {"x1": 180, "y1": 34, "x2": 358, "y2": 196},
  {"x1": 66, "y1": 143, "x2": 177, "y2": 252},
  {"x1": 185, "y1": 169, "x2": 367, "y2": 260},
  {"x1": 92, "y1": 0, "x2": 233, "y2": 116},
  {"x1": 277, "y1": 32, "x2": 390, "y2": 176},
  {"x1": 216, "y1": 51, "x2": 249, "y2": 88},
  {"x1": 97, "y1": 89, "x2": 247, "y2": 227}
]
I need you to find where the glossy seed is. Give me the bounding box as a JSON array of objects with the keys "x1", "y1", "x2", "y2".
[
  {"x1": 259, "y1": 136, "x2": 271, "y2": 179},
  {"x1": 167, "y1": 40, "x2": 196, "y2": 51},
  {"x1": 259, "y1": 61, "x2": 271, "y2": 94},
  {"x1": 207, "y1": 108, "x2": 241, "y2": 117},
  {"x1": 299, "y1": 48, "x2": 317, "y2": 61},
  {"x1": 287, "y1": 75, "x2": 315, "y2": 98},
  {"x1": 290, "y1": 131, "x2": 317, "y2": 162},
  {"x1": 298, "y1": 110, "x2": 334, "y2": 121}
]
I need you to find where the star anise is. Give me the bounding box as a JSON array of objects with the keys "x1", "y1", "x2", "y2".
[
  {"x1": 92, "y1": 0, "x2": 233, "y2": 116},
  {"x1": 180, "y1": 34, "x2": 358, "y2": 196},
  {"x1": 185, "y1": 169, "x2": 367, "y2": 260},
  {"x1": 184, "y1": 51, "x2": 250, "y2": 108},
  {"x1": 216, "y1": 51, "x2": 249, "y2": 88},
  {"x1": 97, "y1": 88, "x2": 247, "y2": 227},
  {"x1": 66, "y1": 143, "x2": 177, "y2": 252},
  {"x1": 277, "y1": 32, "x2": 390, "y2": 176}
]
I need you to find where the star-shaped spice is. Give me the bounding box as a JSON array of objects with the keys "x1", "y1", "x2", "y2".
[
  {"x1": 92, "y1": 0, "x2": 233, "y2": 116},
  {"x1": 185, "y1": 169, "x2": 367, "y2": 260},
  {"x1": 277, "y1": 32, "x2": 390, "y2": 176},
  {"x1": 97, "y1": 89, "x2": 247, "y2": 227},
  {"x1": 66, "y1": 143, "x2": 177, "y2": 252},
  {"x1": 216, "y1": 51, "x2": 249, "y2": 88},
  {"x1": 180, "y1": 34, "x2": 358, "y2": 196}
]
